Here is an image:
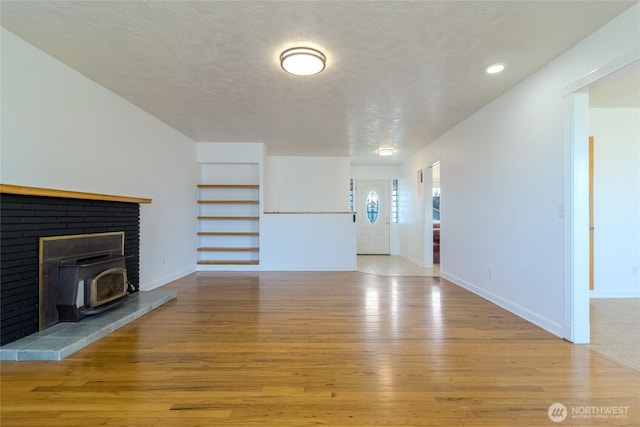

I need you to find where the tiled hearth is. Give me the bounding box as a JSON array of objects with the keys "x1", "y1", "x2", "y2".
[{"x1": 0, "y1": 290, "x2": 176, "y2": 361}]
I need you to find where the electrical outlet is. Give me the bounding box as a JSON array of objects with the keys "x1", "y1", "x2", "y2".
[{"x1": 488, "y1": 268, "x2": 493, "y2": 279}]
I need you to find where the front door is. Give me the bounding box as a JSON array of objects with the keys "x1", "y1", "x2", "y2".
[{"x1": 357, "y1": 180, "x2": 390, "y2": 254}]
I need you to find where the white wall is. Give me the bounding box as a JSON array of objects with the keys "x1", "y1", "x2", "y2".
[
  {"x1": 350, "y1": 165, "x2": 400, "y2": 180},
  {"x1": 400, "y1": 4, "x2": 640, "y2": 338},
  {"x1": 261, "y1": 213, "x2": 357, "y2": 270},
  {"x1": 264, "y1": 156, "x2": 351, "y2": 212},
  {"x1": 590, "y1": 108, "x2": 640, "y2": 297},
  {"x1": 261, "y1": 156, "x2": 356, "y2": 270},
  {"x1": 398, "y1": 162, "x2": 433, "y2": 268},
  {"x1": 1, "y1": 28, "x2": 198, "y2": 290},
  {"x1": 197, "y1": 142, "x2": 264, "y2": 165}
]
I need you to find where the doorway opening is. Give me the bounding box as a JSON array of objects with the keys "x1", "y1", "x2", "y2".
[
  {"x1": 432, "y1": 162, "x2": 441, "y2": 266},
  {"x1": 585, "y1": 60, "x2": 640, "y2": 369},
  {"x1": 566, "y1": 55, "x2": 639, "y2": 344}
]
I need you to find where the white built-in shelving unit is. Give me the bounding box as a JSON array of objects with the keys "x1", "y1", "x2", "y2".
[{"x1": 197, "y1": 163, "x2": 260, "y2": 266}]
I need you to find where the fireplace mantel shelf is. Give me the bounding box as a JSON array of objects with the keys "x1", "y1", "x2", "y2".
[{"x1": 0, "y1": 184, "x2": 152, "y2": 204}]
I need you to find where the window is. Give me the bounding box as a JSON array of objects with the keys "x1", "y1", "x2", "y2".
[
  {"x1": 392, "y1": 179, "x2": 398, "y2": 223},
  {"x1": 366, "y1": 191, "x2": 379, "y2": 224},
  {"x1": 349, "y1": 179, "x2": 354, "y2": 212}
]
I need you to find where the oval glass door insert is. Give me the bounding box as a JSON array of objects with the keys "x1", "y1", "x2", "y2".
[{"x1": 366, "y1": 191, "x2": 379, "y2": 224}]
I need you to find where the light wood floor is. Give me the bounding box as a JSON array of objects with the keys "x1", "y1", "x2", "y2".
[
  {"x1": 359, "y1": 256, "x2": 640, "y2": 372},
  {"x1": 357, "y1": 255, "x2": 439, "y2": 276},
  {"x1": 590, "y1": 298, "x2": 640, "y2": 372},
  {"x1": 2, "y1": 271, "x2": 639, "y2": 426}
]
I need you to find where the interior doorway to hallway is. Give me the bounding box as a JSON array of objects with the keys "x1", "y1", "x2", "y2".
[
  {"x1": 566, "y1": 55, "x2": 639, "y2": 344},
  {"x1": 432, "y1": 162, "x2": 441, "y2": 266},
  {"x1": 423, "y1": 161, "x2": 441, "y2": 268}
]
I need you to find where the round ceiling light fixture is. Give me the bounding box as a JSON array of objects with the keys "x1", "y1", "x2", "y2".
[
  {"x1": 485, "y1": 63, "x2": 506, "y2": 74},
  {"x1": 280, "y1": 47, "x2": 326, "y2": 76},
  {"x1": 376, "y1": 147, "x2": 396, "y2": 157}
]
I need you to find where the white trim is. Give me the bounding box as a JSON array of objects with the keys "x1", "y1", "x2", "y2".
[
  {"x1": 441, "y1": 272, "x2": 564, "y2": 338},
  {"x1": 563, "y1": 93, "x2": 591, "y2": 344},
  {"x1": 564, "y1": 49, "x2": 640, "y2": 95},
  {"x1": 423, "y1": 166, "x2": 434, "y2": 268},
  {"x1": 259, "y1": 264, "x2": 357, "y2": 271},
  {"x1": 196, "y1": 264, "x2": 260, "y2": 272},
  {"x1": 140, "y1": 267, "x2": 195, "y2": 291},
  {"x1": 560, "y1": 51, "x2": 640, "y2": 344},
  {"x1": 400, "y1": 253, "x2": 425, "y2": 268},
  {"x1": 590, "y1": 290, "x2": 640, "y2": 299}
]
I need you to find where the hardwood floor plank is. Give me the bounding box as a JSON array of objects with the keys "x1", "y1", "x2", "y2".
[
  {"x1": 590, "y1": 298, "x2": 640, "y2": 371},
  {"x1": 2, "y1": 271, "x2": 638, "y2": 426}
]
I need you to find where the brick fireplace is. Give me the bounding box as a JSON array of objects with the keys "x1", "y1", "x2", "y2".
[{"x1": 0, "y1": 186, "x2": 148, "y2": 346}]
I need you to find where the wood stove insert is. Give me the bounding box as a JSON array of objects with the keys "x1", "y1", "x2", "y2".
[
  {"x1": 57, "y1": 253, "x2": 129, "y2": 322},
  {"x1": 40, "y1": 232, "x2": 130, "y2": 330}
]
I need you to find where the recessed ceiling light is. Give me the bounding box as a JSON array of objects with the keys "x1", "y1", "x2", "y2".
[
  {"x1": 280, "y1": 47, "x2": 326, "y2": 76},
  {"x1": 485, "y1": 63, "x2": 506, "y2": 74},
  {"x1": 377, "y1": 147, "x2": 396, "y2": 157}
]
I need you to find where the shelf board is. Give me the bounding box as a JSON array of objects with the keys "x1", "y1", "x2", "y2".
[
  {"x1": 198, "y1": 232, "x2": 260, "y2": 236},
  {"x1": 0, "y1": 183, "x2": 152, "y2": 204},
  {"x1": 198, "y1": 247, "x2": 259, "y2": 252},
  {"x1": 197, "y1": 200, "x2": 259, "y2": 204},
  {"x1": 198, "y1": 184, "x2": 259, "y2": 189},
  {"x1": 197, "y1": 260, "x2": 259, "y2": 265}
]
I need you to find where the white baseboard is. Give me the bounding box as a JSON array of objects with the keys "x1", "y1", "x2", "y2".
[
  {"x1": 139, "y1": 266, "x2": 195, "y2": 291},
  {"x1": 590, "y1": 289, "x2": 640, "y2": 298},
  {"x1": 562, "y1": 321, "x2": 573, "y2": 342},
  {"x1": 196, "y1": 264, "x2": 260, "y2": 272},
  {"x1": 259, "y1": 264, "x2": 357, "y2": 271},
  {"x1": 196, "y1": 263, "x2": 357, "y2": 272},
  {"x1": 440, "y1": 272, "x2": 565, "y2": 339},
  {"x1": 399, "y1": 254, "x2": 424, "y2": 268}
]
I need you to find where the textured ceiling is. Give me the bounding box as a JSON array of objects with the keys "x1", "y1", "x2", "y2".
[{"x1": 1, "y1": 1, "x2": 636, "y2": 164}]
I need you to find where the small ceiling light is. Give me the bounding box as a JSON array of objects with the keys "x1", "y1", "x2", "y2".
[
  {"x1": 280, "y1": 47, "x2": 326, "y2": 76},
  {"x1": 485, "y1": 63, "x2": 506, "y2": 74},
  {"x1": 377, "y1": 147, "x2": 396, "y2": 157}
]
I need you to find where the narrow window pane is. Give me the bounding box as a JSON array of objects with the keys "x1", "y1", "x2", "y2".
[
  {"x1": 392, "y1": 179, "x2": 398, "y2": 223},
  {"x1": 349, "y1": 179, "x2": 354, "y2": 212}
]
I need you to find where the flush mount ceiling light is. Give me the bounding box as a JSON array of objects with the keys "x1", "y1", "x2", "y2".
[
  {"x1": 485, "y1": 63, "x2": 506, "y2": 74},
  {"x1": 377, "y1": 147, "x2": 396, "y2": 157},
  {"x1": 280, "y1": 47, "x2": 326, "y2": 76}
]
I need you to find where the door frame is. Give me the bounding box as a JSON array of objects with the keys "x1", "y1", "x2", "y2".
[
  {"x1": 589, "y1": 136, "x2": 595, "y2": 291},
  {"x1": 563, "y1": 50, "x2": 638, "y2": 343}
]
